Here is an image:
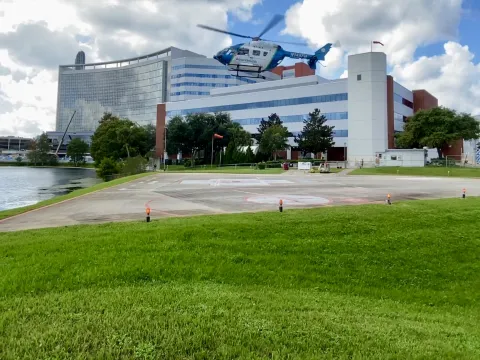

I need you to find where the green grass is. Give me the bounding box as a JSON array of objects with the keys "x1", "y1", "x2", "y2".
[
  {"x1": 350, "y1": 166, "x2": 480, "y2": 177},
  {"x1": 0, "y1": 172, "x2": 155, "y2": 221},
  {"x1": 1, "y1": 198, "x2": 480, "y2": 359}
]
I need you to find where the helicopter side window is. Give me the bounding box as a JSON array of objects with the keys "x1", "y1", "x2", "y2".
[
  {"x1": 237, "y1": 48, "x2": 249, "y2": 56},
  {"x1": 252, "y1": 50, "x2": 261, "y2": 56},
  {"x1": 263, "y1": 52, "x2": 268, "y2": 56}
]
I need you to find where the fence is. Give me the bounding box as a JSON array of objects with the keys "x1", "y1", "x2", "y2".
[{"x1": 169, "y1": 160, "x2": 348, "y2": 171}]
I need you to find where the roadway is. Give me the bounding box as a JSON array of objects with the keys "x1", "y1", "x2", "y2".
[{"x1": 1, "y1": 170, "x2": 479, "y2": 232}]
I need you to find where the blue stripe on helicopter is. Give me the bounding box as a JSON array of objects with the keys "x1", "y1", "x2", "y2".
[{"x1": 265, "y1": 47, "x2": 286, "y2": 71}]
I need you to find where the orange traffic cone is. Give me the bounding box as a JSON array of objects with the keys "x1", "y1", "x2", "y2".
[{"x1": 386, "y1": 193, "x2": 391, "y2": 205}]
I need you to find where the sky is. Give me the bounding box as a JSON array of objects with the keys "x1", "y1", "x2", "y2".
[{"x1": 0, "y1": 0, "x2": 479, "y2": 137}]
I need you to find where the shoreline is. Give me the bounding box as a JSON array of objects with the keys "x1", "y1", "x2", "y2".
[
  {"x1": 0, "y1": 163, "x2": 96, "y2": 170},
  {"x1": 0, "y1": 172, "x2": 155, "y2": 221}
]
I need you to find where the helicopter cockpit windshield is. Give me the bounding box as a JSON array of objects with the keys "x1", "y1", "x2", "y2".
[{"x1": 214, "y1": 48, "x2": 228, "y2": 59}]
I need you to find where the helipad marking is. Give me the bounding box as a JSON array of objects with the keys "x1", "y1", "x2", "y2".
[
  {"x1": 180, "y1": 180, "x2": 211, "y2": 185},
  {"x1": 180, "y1": 179, "x2": 293, "y2": 187},
  {"x1": 246, "y1": 195, "x2": 330, "y2": 206},
  {"x1": 395, "y1": 177, "x2": 444, "y2": 181}
]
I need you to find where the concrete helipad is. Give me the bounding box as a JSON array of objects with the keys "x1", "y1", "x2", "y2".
[{"x1": 1, "y1": 170, "x2": 479, "y2": 232}]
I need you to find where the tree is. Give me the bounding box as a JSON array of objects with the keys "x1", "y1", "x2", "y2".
[
  {"x1": 166, "y1": 115, "x2": 191, "y2": 156},
  {"x1": 90, "y1": 112, "x2": 150, "y2": 166},
  {"x1": 260, "y1": 125, "x2": 290, "y2": 160},
  {"x1": 143, "y1": 123, "x2": 156, "y2": 153},
  {"x1": 255, "y1": 113, "x2": 283, "y2": 141},
  {"x1": 67, "y1": 138, "x2": 89, "y2": 166},
  {"x1": 245, "y1": 146, "x2": 255, "y2": 163},
  {"x1": 294, "y1": 108, "x2": 335, "y2": 157},
  {"x1": 185, "y1": 113, "x2": 213, "y2": 165},
  {"x1": 27, "y1": 132, "x2": 51, "y2": 166},
  {"x1": 166, "y1": 112, "x2": 251, "y2": 165},
  {"x1": 396, "y1": 106, "x2": 480, "y2": 158}
]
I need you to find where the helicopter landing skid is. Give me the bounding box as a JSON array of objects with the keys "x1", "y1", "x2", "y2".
[
  {"x1": 232, "y1": 72, "x2": 266, "y2": 80},
  {"x1": 228, "y1": 64, "x2": 265, "y2": 79}
]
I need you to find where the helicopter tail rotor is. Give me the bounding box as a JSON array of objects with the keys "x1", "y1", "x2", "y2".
[{"x1": 307, "y1": 42, "x2": 338, "y2": 70}]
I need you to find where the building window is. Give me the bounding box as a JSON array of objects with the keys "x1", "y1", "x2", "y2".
[
  {"x1": 166, "y1": 93, "x2": 348, "y2": 117},
  {"x1": 402, "y1": 98, "x2": 413, "y2": 109},
  {"x1": 357, "y1": 74, "x2": 361, "y2": 81},
  {"x1": 232, "y1": 112, "x2": 349, "y2": 126},
  {"x1": 394, "y1": 93, "x2": 414, "y2": 109}
]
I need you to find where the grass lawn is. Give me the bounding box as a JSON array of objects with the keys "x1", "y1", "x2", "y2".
[
  {"x1": 350, "y1": 166, "x2": 480, "y2": 177},
  {"x1": 0, "y1": 172, "x2": 155, "y2": 221},
  {"x1": 1, "y1": 198, "x2": 480, "y2": 359}
]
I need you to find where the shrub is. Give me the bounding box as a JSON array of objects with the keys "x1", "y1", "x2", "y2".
[
  {"x1": 121, "y1": 155, "x2": 147, "y2": 176},
  {"x1": 257, "y1": 162, "x2": 266, "y2": 170},
  {"x1": 184, "y1": 159, "x2": 192, "y2": 168},
  {"x1": 429, "y1": 158, "x2": 457, "y2": 167},
  {"x1": 97, "y1": 158, "x2": 120, "y2": 181}
]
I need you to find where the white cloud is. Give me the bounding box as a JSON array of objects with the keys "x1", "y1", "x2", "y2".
[
  {"x1": 0, "y1": 0, "x2": 261, "y2": 137},
  {"x1": 284, "y1": 0, "x2": 463, "y2": 66},
  {"x1": 283, "y1": 0, "x2": 479, "y2": 116},
  {"x1": 392, "y1": 41, "x2": 480, "y2": 116}
]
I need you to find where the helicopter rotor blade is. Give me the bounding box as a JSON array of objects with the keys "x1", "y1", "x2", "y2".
[
  {"x1": 262, "y1": 39, "x2": 310, "y2": 47},
  {"x1": 256, "y1": 14, "x2": 284, "y2": 39},
  {"x1": 197, "y1": 24, "x2": 253, "y2": 39}
]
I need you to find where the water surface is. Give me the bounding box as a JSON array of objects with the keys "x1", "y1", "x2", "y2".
[{"x1": 0, "y1": 167, "x2": 101, "y2": 211}]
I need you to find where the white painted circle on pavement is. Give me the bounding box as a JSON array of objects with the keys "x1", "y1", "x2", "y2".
[
  {"x1": 246, "y1": 195, "x2": 330, "y2": 206},
  {"x1": 395, "y1": 177, "x2": 444, "y2": 181}
]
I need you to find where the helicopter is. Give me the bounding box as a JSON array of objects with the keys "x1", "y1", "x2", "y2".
[{"x1": 198, "y1": 14, "x2": 339, "y2": 79}]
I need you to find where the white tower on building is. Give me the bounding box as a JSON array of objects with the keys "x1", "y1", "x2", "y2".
[{"x1": 347, "y1": 52, "x2": 388, "y2": 165}]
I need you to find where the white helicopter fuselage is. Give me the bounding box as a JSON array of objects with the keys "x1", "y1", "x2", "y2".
[
  {"x1": 200, "y1": 14, "x2": 335, "y2": 77},
  {"x1": 214, "y1": 40, "x2": 285, "y2": 73}
]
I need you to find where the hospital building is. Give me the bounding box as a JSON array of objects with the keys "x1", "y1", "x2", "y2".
[
  {"x1": 51, "y1": 45, "x2": 468, "y2": 165},
  {"x1": 157, "y1": 51, "x2": 447, "y2": 165}
]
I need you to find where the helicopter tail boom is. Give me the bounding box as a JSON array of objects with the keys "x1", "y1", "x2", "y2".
[{"x1": 284, "y1": 43, "x2": 334, "y2": 70}]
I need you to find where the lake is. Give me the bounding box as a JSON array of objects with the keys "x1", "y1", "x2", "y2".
[{"x1": 0, "y1": 167, "x2": 101, "y2": 211}]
